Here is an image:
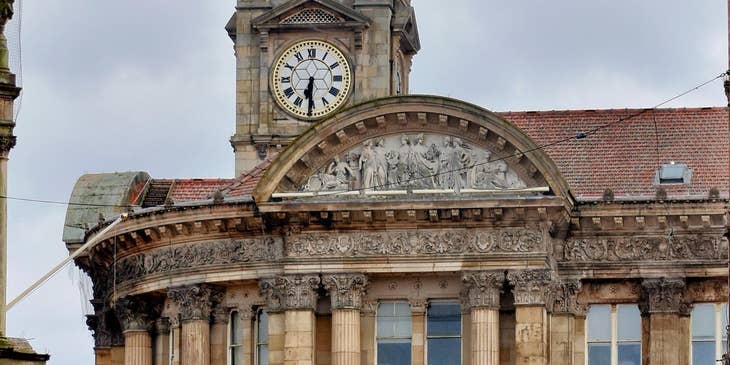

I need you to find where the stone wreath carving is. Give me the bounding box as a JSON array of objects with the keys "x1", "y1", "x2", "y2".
[
  {"x1": 286, "y1": 228, "x2": 544, "y2": 257},
  {"x1": 562, "y1": 235, "x2": 727, "y2": 262},
  {"x1": 114, "y1": 237, "x2": 283, "y2": 283},
  {"x1": 302, "y1": 133, "x2": 528, "y2": 192}
]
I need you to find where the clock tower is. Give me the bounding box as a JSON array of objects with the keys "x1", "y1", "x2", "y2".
[{"x1": 226, "y1": 0, "x2": 420, "y2": 175}]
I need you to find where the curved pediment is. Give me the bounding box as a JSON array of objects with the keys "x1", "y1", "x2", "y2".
[{"x1": 253, "y1": 96, "x2": 573, "y2": 204}]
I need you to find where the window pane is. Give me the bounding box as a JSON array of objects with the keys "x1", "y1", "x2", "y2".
[
  {"x1": 617, "y1": 342, "x2": 640, "y2": 365},
  {"x1": 394, "y1": 315, "x2": 411, "y2": 338},
  {"x1": 692, "y1": 304, "x2": 715, "y2": 339},
  {"x1": 378, "y1": 312, "x2": 396, "y2": 338},
  {"x1": 258, "y1": 310, "x2": 269, "y2": 342},
  {"x1": 394, "y1": 302, "x2": 411, "y2": 317},
  {"x1": 231, "y1": 312, "x2": 243, "y2": 344},
  {"x1": 587, "y1": 343, "x2": 610, "y2": 365},
  {"x1": 587, "y1": 305, "x2": 611, "y2": 341},
  {"x1": 258, "y1": 344, "x2": 269, "y2": 365},
  {"x1": 427, "y1": 338, "x2": 460, "y2": 365},
  {"x1": 722, "y1": 303, "x2": 728, "y2": 341},
  {"x1": 617, "y1": 305, "x2": 641, "y2": 340},
  {"x1": 377, "y1": 340, "x2": 411, "y2": 365},
  {"x1": 427, "y1": 302, "x2": 461, "y2": 336},
  {"x1": 232, "y1": 346, "x2": 243, "y2": 365},
  {"x1": 692, "y1": 341, "x2": 715, "y2": 365}
]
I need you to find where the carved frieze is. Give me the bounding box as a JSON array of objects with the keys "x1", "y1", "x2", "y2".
[
  {"x1": 507, "y1": 269, "x2": 553, "y2": 306},
  {"x1": 640, "y1": 278, "x2": 686, "y2": 314},
  {"x1": 323, "y1": 273, "x2": 368, "y2": 310},
  {"x1": 114, "y1": 237, "x2": 282, "y2": 284},
  {"x1": 551, "y1": 279, "x2": 584, "y2": 315},
  {"x1": 167, "y1": 284, "x2": 224, "y2": 322},
  {"x1": 562, "y1": 235, "x2": 728, "y2": 262},
  {"x1": 259, "y1": 275, "x2": 321, "y2": 311},
  {"x1": 461, "y1": 271, "x2": 504, "y2": 309},
  {"x1": 687, "y1": 279, "x2": 728, "y2": 303},
  {"x1": 115, "y1": 295, "x2": 159, "y2": 332},
  {"x1": 286, "y1": 228, "x2": 544, "y2": 257},
  {"x1": 299, "y1": 133, "x2": 529, "y2": 192}
]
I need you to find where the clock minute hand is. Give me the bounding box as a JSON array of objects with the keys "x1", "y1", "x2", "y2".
[{"x1": 304, "y1": 76, "x2": 315, "y2": 116}]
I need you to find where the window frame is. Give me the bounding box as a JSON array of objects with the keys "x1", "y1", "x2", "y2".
[
  {"x1": 690, "y1": 302, "x2": 728, "y2": 365},
  {"x1": 375, "y1": 301, "x2": 413, "y2": 365},
  {"x1": 227, "y1": 310, "x2": 243, "y2": 365},
  {"x1": 425, "y1": 300, "x2": 462, "y2": 365},
  {"x1": 254, "y1": 308, "x2": 269, "y2": 365},
  {"x1": 586, "y1": 304, "x2": 641, "y2": 365}
]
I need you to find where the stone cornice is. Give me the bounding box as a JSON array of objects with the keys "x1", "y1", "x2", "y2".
[
  {"x1": 323, "y1": 273, "x2": 368, "y2": 310},
  {"x1": 461, "y1": 271, "x2": 504, "y2": 310},
  {"x1": 260, "y1": 275, "x2": 321, "y2": 311},
  {"x1": 167, "y1": 284, "x2": 224, "y2": 322},
  {"x1": 507, "y1": 269, "x2": 553, "y2": 306}
]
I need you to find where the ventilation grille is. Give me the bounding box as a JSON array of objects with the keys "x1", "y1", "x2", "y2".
[{"x1": 281, "y1": 9, "x2": 341, "y2": 24}]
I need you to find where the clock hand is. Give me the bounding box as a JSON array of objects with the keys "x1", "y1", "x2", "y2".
[{"x1": 304, "y1": 76, "x2": 315, "y2": 116}]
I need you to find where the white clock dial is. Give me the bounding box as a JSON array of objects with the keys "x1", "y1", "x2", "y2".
[{"x1": 271, "y1": 40, "x2": 352, "y2": 120}]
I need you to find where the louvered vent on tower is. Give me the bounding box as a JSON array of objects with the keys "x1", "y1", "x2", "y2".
[{"x1": 281, "y1": 8, "x2": 342, "y2": 24}]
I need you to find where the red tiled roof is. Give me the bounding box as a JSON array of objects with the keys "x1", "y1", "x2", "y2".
[
  {"x1": 503, "y1": 107, "x2": 729, "y2": 199},
  {"x1": 220, "y1": 155, "x2": 279, "y2": 198},
  {"x1": 168, "y1": 178, "x2": 235, "y2": 201}
]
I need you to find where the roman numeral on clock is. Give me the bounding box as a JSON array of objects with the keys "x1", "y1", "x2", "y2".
[
  {"x1": 330, "y1": 61, "x2": 339, "y2": 69},
  {"x1": 281, "y1": 77, "x2": 291, "y2": 84},
  {"x1": 284, "y1": 64, "x2": 294, "y2": 70},
  {"x1": 307, "y1": 49, "x2": 316, "y2": 58},
  {"x1": 321, "y1": 98, "x2": 330, "y2": 106},
  {"x1": 284, "y1": 88, "x2": 294, "y2": 98},
  {"x1": 295, "y1": 52, "x2": 304, "y2": 62},
  {"x1": 294, "y1": 97, "x2": 303, "y2": 107},
  {"x1": 329, "y1": 87, "x2": 340, "y2": 96},
  {"x1": 333, "y1": 75, "x2": 342, "y2": 82}
]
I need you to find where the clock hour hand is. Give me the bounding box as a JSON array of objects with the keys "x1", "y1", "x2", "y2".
[{"x1": 304, "y1": 76, "x2": 315, "y2": 116}]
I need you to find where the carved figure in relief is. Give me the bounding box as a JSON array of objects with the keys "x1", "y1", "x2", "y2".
[
  {"x1": 359, "y1": 140, "x2": 378, "y2": 190},
  {"x1": 374, "y1": 138, "x2": 388, "y2": 188},
  {"x1": 327, "y1": 156, "x2": 354, "y2": 190}
]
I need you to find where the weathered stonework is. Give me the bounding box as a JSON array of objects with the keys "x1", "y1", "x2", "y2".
[
  {"x1": 507, "y1": 270, "x2": 553, "y2": 306},
  {"x1": 562, "y1": 235, "x2": 727, "y2": 262},
  {"x1": 640, "y1": 278, "x2": 686, "y2": 314},
  {"x1": 461, "y1": 271, "x2": 504, "y2": 309},
  {"x1": 115, "y1": 296, "x2": 159, "y2": 332},
  {"x1": 167, "y1": 284, "x2": 224, "y2": 321},
  {"x1": 323, "y1": 273, "x2": 368, "y2": 310},
  {"x1": 550, "y1": 279, "x2": 583, "y2": 315},
  {"x1": 259, "y1": 275, "x2": 321, "y2": 311}
]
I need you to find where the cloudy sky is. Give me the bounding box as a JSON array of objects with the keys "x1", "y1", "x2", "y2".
[{"x1": 4, "y1": 1, "x2": 727, "y2": 363}]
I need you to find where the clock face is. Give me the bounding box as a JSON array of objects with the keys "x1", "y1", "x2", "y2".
[{"x1": 271, "y1": 40, "x2": 352, "y2": 120}]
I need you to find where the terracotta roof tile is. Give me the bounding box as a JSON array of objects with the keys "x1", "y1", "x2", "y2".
[
  {"x1": 168, "y1": 178, "x2": 234, "y2": 201},
  {"x1": 220, "y1": 154, "x2": 279, "y2": 198}
]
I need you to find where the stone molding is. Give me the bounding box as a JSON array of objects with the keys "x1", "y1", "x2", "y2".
[
  {"x1": 640, "y1": 278, "x2": 687, "y2": 314},
  {"x1": 550, "y1": 279, "x2": 583, "y2": 315},
  {"x1": 507, "y1": 269, "x2": 553, "y2": 306},
  {"x1": 167, "y1": 284, "x2": 225, "y2": 322},
  {"x1": 562, "y1": 235, "x2": 728, "y2": 262},
  {"x1": 323, "y1": 273, "x2": 368, "y2": 310},
  {"x1": 286, "y1": 228, "x2": 544, "y2": 257},
  {"x1": 115, "y1": 296, "x2": 159, "y2": 332},
  {"x1": 461, "y1": 271, "x2": 504, "y2": 310},
  {"x1": 115, "y1": 237, "x2": 283, "y2": 284},
  {"x1": 259, "y1": 275, "x2": 321, "y2": 311}
]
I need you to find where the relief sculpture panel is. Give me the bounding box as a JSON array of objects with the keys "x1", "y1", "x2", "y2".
[
  {"x1": 301, "y1": 133, "x2": 529, "y2": 192},
  {"x1": 562, "y1": 235, "x2": 728, "y2": 262}
]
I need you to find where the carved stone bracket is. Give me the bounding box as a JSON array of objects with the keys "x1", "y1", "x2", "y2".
[
  {"x1": 115, "y1": 295, "x2": 160, "y2": 332},
  {"x1": 640, "y1": 278, "x2": 686, "y2": 314},
  {"x1": 259, "y1": 275, "x2": 321, "y2": 312},
  {"x1": 507, "y1": 269, "x2": 553, "y2": 306},
  {"x1": 286, "y1": 228, "x2": 544, "y2": 257},
  {"x1": 550, "y1": 279, "x2": 583, "y2": 315},
  {"x1": 562, "y1": 235, "x2": 728, "y2": 262},
  {"x1": 461, "y1": 271, "x2": 504, "y2": 310},
  {"x1": 167, "y1": 284, "x2": 225, "y2": 322},
  {"x1": 323, "y1": 273, "x2": 368, "y2": 310}
]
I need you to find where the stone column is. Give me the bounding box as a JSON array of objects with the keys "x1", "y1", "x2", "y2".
[
  {"x1": 168, "y1": 284, "x2": 224, "y2": 365},
  {"x1": 409, "y1": 299, "x2": 426, "y2": 365},
  {"x1": 170, "y1": 316, "x2": 181, "y2": 365},
  {"x1": 360, "y1": 301, "x2": 376, "y2": 365},
  {"x1": 462, "y1": 271, "x2": 504, "y2": 365},
  {"x1": 572, "y1": 305, "x2": 587, "y2": 365},
  {"x1": 154, "y1": 318, "x2": 171, "y2": 365},
  {"x1": 507, "y1": 270, "x2": 552, "y2": 365},
  {"x1": 116, "y1": 296, "x2": 158, "y2": 365},
  {"x1": 87, "y1": 312, "x2": 112, "y2": 365},
  {"x1": 324, "y1": 274, "x2": 368, "y2": 365},
  {"x1": 260, "y1": 275, "x2": 321, "y2": 365},
  {"x1": 238, "y1": 307, "x2": 254, "y2": 365},
  {"x1": 549, "y1": 280, "x2": 583, "y2": 365},
  {"x1": 210, "y1": 307, "x2": 229, "y2": 365},
  {"x1": 641, "y1": 278, "x2": 688, "y2": 365}
]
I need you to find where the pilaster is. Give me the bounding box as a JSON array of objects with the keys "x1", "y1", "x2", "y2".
[
  {"x1": 462, "y1": 271, "x2": 503, "y2": 365},
  {"x1": 640, "y1": 277, "x2": 688, "y2": 365},
  {"x1": 168, "y1": 284, "x2": 225, "y2": 365},
  {"x1": 323, "y1": 274, "x2": 368, "y2": 365},
  {"x1": 154, "y1": 318, "x2": 170, "y2": 365},
  {"x1": 409, "y1": 298, "x2": 426, "y2": 365},
  {"x1": 210, "y1": 306, "x2": 230, "y2": 365},
  {"x1": 507, "y1": 270, "x2": 552, "y2": 365},
  {"x1": 549, "y1": 280, "x2": 582, "y2": 365}
]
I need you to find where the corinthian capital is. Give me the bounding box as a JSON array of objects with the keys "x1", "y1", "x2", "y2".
[
  {"x1": 0, "y1": 135, "x2": 15, "y2": 154},
  {"x1": 115, "y1": 295, "x2": 159, "y2": 332},
  {"x1": 167, "y1": 284, "x2": 225, "y2": 321},
  {"x1": 323, "y1": 273, "x2": 368, "y2": 310},
  {"x1": 507, "y1": 269, "x2": 553, "y2": 306},
  {"x1": 462, "y1": 271, "x2": 504, "y2": 310},
  {"x1": 550, "y1": 279, "x2": 583, "y2": 314},
  {"x1": 260, "y1": 274, "x2": 321, "y2": 311},
  {"x1": 641, "y1": 277, "x2": 686, "y2": 314}
]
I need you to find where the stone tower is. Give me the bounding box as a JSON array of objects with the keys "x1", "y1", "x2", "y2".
[{"x1": 226, "y1": 0, "x2": 420, "y2": 175}]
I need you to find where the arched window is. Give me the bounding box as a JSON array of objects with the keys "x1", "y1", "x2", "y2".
[{"x1": 229, "y1": 311, "x2": 243, "y2": 365}]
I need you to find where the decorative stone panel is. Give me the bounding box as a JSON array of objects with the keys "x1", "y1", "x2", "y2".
[
  {"x1": 562, "y1": 235, "x2": 727, "y2": 262},
  {"x1": 461, "y1": 271, "x2": 504, "y2": 309},
  {"x1": 323, "y1": 273, "x2": 368, "y2": 310},
  {"x1": 640, "y1": 278, "x2": 686, "y2": 314},
  {"x1": 259, "y1": 275, "x2": 321, "y2": 312},
  {"x1": 507, "y1": 269, "x2": 553, "y2": 306},
  {"x1": 550, "y1": 279, "x2": 584, "y2": 315},
  {"x1": 286, "y1": 228, "x2": 544, "y2": 257},
  {"x1": 167, "y1": 284, "x2": 225, "y2": 321}
]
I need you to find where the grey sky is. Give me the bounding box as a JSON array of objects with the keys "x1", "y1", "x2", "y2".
[{"x1": 5, "y1": 1, "x2": 727, "y2": 363}]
